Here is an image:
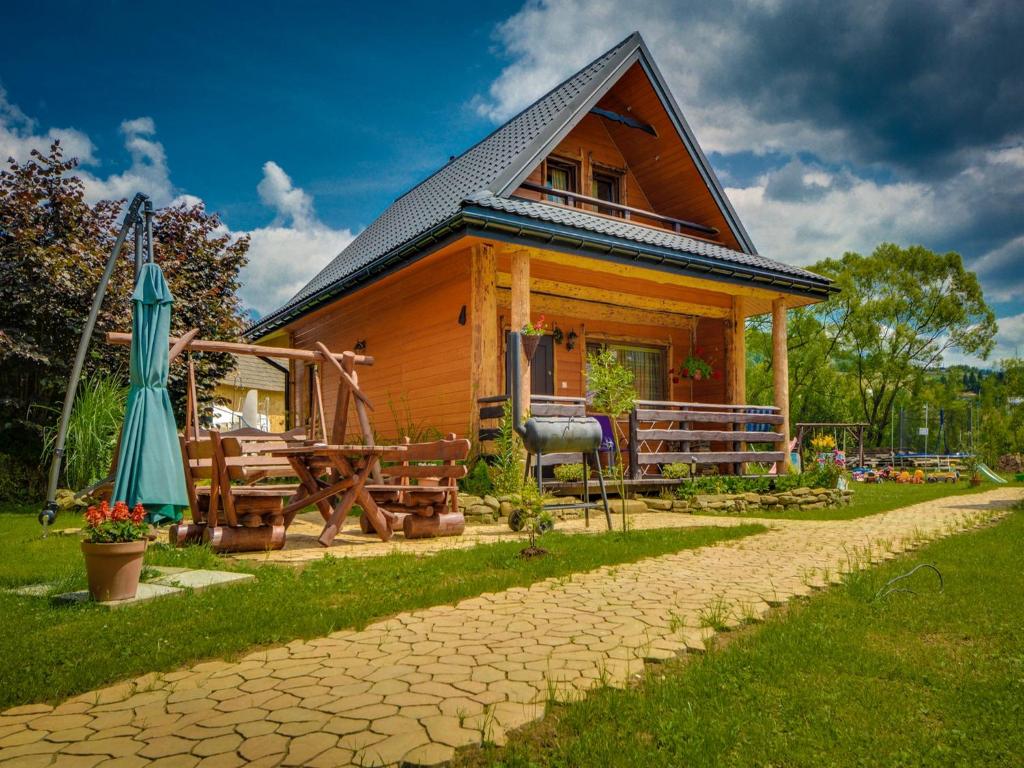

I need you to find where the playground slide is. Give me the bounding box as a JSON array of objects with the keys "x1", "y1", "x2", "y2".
[{"x1": 976, "y1": 463, "x2": 1007, "y2": 483}]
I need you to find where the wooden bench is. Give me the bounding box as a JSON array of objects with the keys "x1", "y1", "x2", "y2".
[
  {"x1": 173, "y1": 429, "x2": 303, "y2": 552},
  {"x1": 363, "y1": 434, "x2": 470, "y2": 539}
]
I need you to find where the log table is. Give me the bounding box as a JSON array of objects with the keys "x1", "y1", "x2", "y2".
[{"x1": 267, "y1": 444, "x2": 407, "y2": 547}]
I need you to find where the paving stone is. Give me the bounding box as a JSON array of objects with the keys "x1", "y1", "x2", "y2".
[{"x1": 2, "y1": 489, "x2": 1018, "y2": 768}]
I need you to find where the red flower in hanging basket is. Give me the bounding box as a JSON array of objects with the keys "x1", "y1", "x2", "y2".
[{"x1": 522, "y1": 315, "x2": 547, "y2": 336}]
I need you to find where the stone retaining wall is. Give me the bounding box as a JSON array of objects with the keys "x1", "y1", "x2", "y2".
[{"x1": 457, "y1": 486, "x2": 851, "y2": 524}]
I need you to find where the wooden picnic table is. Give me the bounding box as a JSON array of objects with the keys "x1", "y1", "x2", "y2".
[{"x1": 267, "y1": 444, "x2": 407, "y2": 547}]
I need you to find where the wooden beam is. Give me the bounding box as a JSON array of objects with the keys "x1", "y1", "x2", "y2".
[
  {"x1": 772, "y1": 296, "x2": 791, "y2": 473},
  {"x1": 496, "y1": 289, "x2": 695, "y2": 330},
  {"x1": 495, "y1": 273, "x2": 730, "y2": 319},
  {"x1": 728, "y1": 297, "x2": 746, "y2": 404},
  {"x1": 523, "y1": 246, "x2": 792, "y2": 304},
  {"x1": 510, "y1": 249, "x2": 531, "y2": 412},
  {"x1": 470, "y1": 243, "x2": 498, "y2": 441},
  {"x1": 106, "y1": 332, "x2": 373, "y2": 365}
]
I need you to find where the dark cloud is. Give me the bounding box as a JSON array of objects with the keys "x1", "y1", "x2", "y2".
[{"x1": 701, "y1": 0, "x2": 1024, "y2": 178}]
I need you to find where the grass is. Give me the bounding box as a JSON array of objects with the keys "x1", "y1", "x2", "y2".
[
  {"x1": 698, "y1": 478, "x2": 1016, "y2": 521},
  {"x1": 459, "y1": 504, "x2": 1024, "y2": 768},
  {"x1": 0, "y1": 503, "x2": 762, "y2": 710}
]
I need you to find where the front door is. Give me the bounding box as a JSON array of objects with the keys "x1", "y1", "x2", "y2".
[{"x1": 505, "y1": 333, "x2": 554, "y2": 396}]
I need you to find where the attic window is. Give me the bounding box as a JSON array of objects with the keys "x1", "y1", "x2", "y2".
[
  {"x1": 592, "y1": 171, "x2": 621, "y2": 216},
  {"x1": 545, "y1": 158, "x2": 578, "y2": 204}
]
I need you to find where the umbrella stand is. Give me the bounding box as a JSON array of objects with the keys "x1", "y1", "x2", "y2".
[{"x1": 41, "y1": 193, "x2": 151, "y2": 530}]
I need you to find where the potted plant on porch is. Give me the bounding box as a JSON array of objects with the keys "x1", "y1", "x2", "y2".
[{"x1": 81, "y1": 500, "x2": 149, "y2": 601}]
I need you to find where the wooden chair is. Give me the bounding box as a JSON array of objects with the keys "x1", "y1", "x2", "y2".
[
  {"x1": 173, "y1": 430, "x2": 301, "y2": 553},
  {"x1": 363, "y1": 434, "x2": 470, "y2": 539}
]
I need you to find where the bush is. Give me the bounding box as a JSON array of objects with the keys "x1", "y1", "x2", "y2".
[
  {"x1": 661, "y1": 463, "x2": 691, "y2": 480},
  {"x1": 673, "y1": 471, "x2": 828, "y2": 500},
  {"x1": 553, "y1": 463, "x2": 585, "y2": 483},
  {"x1": 489, "y1": 400, "x2": 523, "y2": 496},
  {"x1": 459, "y1": 459, "x2": 494, "y2": 496},
  {"x1": 0, "y1": 453, "x2": 45, "y2": 502},
  {"x1": 42, "y1": 371, "x2": 127, "y2": 491}
]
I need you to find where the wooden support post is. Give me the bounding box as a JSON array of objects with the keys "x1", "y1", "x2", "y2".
[
  {"x1": 510, "y1": 249, "x2": 531, "y2": 412},
  {"x1": 728, "y1": 297, "x2": 747, "y2": 475},
  {"x1": 772, "y1": 297, "x2": 791, "y2": 473},
  {"x1": 470, "y1": 243, "x2": 498, "y2": 443}
]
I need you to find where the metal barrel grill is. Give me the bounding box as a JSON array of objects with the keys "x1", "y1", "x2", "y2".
[{"x1": 509, "y1": 333, "x2": 612, "y2": 530}]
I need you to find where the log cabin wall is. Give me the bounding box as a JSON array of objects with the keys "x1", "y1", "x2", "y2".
[{"x1": 287, "y1": 247, "x2": 474, "y2": 441}]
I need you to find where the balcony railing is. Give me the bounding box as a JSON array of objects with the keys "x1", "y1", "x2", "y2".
[{"x1": 517, "y1": 181, "x2": 719, "y2": 238}]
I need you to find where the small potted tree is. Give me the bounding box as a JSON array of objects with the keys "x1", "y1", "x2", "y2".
[
  {"x1": 586, "y1": 348, "x2": 637, "y2": 531},
  {"x1": 81, "y1": 500, "x2": 149, "y2": 601}
]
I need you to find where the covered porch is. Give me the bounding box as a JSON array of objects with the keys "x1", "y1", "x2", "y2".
[{"x1": 468, "y1": 239, "x2": 799, "y2": 475}]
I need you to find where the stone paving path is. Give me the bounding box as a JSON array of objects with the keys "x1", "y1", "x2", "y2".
[{"x1": 1, "y1": 488, "x2": 1019, "y2": 768}]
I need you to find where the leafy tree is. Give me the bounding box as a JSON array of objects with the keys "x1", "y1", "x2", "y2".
[
  {"x1": 0, "y1": 141, "x2": 249, "y2": 469},
  {"x1": 812, "y1": 243, "x2": 996, "y2": 444}
]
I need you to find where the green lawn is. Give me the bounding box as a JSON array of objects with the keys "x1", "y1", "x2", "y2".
[
  {"x1": 699, "y1": 478, "x2": 1016, "y2": 521},
  {"x1": 460, "y1": 504, "x2": 1024, "y2": 767},
  {"x1": 0, "y1": 504, "x2": 762, "y2": 710}
]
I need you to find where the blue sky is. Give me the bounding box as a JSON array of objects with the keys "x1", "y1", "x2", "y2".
[{"x1": 2, "y1": 0, "x2": 1021, "y2": 363}]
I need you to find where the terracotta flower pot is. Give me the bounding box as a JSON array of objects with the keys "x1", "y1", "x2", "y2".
[
  {"x1": 521, "y1": 334, "x2": 542, "y2": 362},
  {"x1": 81, "y1": 540, "x2": 147, "y2": 602}
]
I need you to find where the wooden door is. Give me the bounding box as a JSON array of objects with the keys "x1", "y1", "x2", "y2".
[{"x1": 505, "y1": 333, "x2": 554, "y2": 396}]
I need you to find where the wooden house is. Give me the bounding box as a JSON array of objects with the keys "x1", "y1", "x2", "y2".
[{"x1": 246, "y1": 32, "x2": 835, "y2": 472}]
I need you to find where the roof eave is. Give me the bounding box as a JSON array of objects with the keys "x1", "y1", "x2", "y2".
[{"x1": 245, "y1": 206, "x2": 834, "y2": 339}]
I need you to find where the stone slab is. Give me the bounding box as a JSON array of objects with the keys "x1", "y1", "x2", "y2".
[
  {"x1": 53, "y1": 582, "x2": 182, "y2": 608},
  {"x1": 150, "y1": 570, "x2": 254, "y2": 591}
]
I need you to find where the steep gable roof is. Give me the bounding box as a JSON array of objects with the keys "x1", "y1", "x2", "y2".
[{"x1": 248, "y1": 33, "x2": 830, "y2": 338}]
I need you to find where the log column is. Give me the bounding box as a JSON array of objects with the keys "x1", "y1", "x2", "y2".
[
  {"x1": 727, "y1": 297, "x2": 747, "y2": 475},
  {"x1": 470, "y1": 243, "x2": 498, "y2": 440},
  {"x1": 727, "y1": 296, "x2": 746, "y2": 405},
  {"x1": 772, "y1": 296, "x2": 791, "y2": 473},
  {"x1": 509, "y1": 248, "x2": 532, "y2": 412}
]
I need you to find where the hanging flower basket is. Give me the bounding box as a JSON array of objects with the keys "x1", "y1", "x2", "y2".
[
  {"x1": 521, "y1": 315, "x2": 547, "y2": 361},
  {"x1": 521, "y1": 334, "x2": 541, "y2": 362}
]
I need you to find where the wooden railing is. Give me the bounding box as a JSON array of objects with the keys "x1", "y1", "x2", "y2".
[
  {"x1": 478, "y1": 396, "x2": 786, "y2": 478},
  {"x1": 627, "y1": 400, "x2": 785, "y2": 478},
  {"x1": 517, "y1": 181, "x2": 719, "y2": 237}
]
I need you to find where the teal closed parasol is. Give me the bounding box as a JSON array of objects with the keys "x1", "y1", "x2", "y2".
[{"x1": 111, "y1": 263, "x2": 188, "y2": 524}]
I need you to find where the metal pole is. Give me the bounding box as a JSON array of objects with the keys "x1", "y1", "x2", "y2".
[
  {"x1": 133, "y1": 212, "x2": 144, "y2": 285},
  {"x1": 144, "y1": 198, "x2": 154, "y2": 266},
  {"x1": 41, "y1": 193, "x2": 148, "y2": 527}
]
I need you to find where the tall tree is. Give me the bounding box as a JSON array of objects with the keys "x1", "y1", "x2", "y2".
[
  {"x1": 813, "y1": 243, "x2": 996, "y2": 444},
  {"x1": 0, "y1": 141, "x2": 249, "y2": 460}
]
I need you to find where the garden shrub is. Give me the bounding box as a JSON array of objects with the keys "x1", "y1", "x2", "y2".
[
  {"x1": 661, "y1": 462, "x2": 691, "y2": 480},
  {"x1": 553, "y1": 463, "x2": 585, "y2": 483},
  {"x1": 459, "y1": 459, "x2": 494, "y2": 496}
]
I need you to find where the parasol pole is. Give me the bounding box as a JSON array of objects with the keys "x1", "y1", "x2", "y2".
[{"x1": 41, "y1": 193, "x2": 149, "y2": 528}]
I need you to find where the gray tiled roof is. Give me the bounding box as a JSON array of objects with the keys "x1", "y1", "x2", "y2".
[
  {"x1": 463, "y1": 192, "x2": 829, "y2": 284},
  {"x1": 248, "y1": 32, "x2": 831, "y2": 337},
  {"x1": 251, "y1": 36, "x2": 637, "y2": 333}
]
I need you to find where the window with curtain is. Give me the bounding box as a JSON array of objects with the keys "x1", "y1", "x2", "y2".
[
  {"x1": 586, "y1": 342, "x2": 667, "y2": 401},
  {"x1": 545, "y1": 158, "x2": 577, "y2": 204}
]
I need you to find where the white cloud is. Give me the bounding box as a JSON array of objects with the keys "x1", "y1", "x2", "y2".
[
  {"x1": 944, "y1": 312, "x2": 1024, "y2": 367},
  {"x1": 78, "y1": 117, "x2": 176, "y2": 205},
  {"x1": 475, "y1": 0, "x2": 850, "y2": 159},
  {"x1": 0, "y1": 89, "x2": 353, "y2": 317},
  {"x1": 0, "y1": 86, "x2": 96, "y2": 165},
  {"x1": 239, "y1": 162, "x2": 354, "y2": 314}
]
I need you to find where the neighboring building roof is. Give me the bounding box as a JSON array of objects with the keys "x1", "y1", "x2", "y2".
[
  {"x1": 218, "y1": 354, "x2": 287, "y2": 393},
  {"x1": 247, "y1": 32, "x2": 832, "y2": 338}
]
